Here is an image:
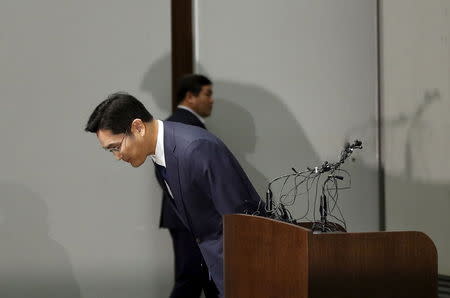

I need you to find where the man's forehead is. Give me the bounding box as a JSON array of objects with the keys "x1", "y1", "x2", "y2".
[
  {"x1": 201, "y1": 85, "x2": 213, "y2": 93},
  {"x1": 97, "y1": 129, "x2": 121, "y2": 147}
]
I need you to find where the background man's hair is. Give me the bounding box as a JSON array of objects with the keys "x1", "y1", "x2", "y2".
[
  {"x1": 85, "y1": 92, "x2": 153, "y2": 134},
  {"x1": 176, "y1": 74, "x2": 212, "y2": 105}
]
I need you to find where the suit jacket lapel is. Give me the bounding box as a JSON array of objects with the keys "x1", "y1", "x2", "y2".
[{"x1": 163, "y1": 121, "x2": 191, "y2": 229}]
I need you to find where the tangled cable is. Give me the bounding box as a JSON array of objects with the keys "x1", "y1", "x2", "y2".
[{"x1": 259, "y1": 140, "x2": 363, "y2": 233}]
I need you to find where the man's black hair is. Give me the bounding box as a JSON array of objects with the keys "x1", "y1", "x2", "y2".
[
  {"x1": 85, "y1": 92, "x2": 153, "y2": 134},
  {"x1": 176, "y1": 74, "x2": 212, "y2": 105}
]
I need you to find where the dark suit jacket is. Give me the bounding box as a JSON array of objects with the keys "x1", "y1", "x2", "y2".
[
  {"x1": 159, "y1": 108, "x2": 206, "y2": 229},
  {"x1": 161, "y1": 121, "x2": 263, "y2": 297}
]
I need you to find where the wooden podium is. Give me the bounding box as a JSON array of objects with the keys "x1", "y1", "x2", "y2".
[{"x1": 224, "y1": 214, "x2": 437, "y2": 298}]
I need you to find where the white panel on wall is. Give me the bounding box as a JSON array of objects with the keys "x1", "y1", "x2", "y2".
[
  {"x1": 0, "y1": 0, "x2": 173, "y2": 297},
  {"x1": 195, "y1": 0, "x2": 379, "y2": 232},
  {"x1": 381, "y1": 0, "x2": 450, "y2": 275}
]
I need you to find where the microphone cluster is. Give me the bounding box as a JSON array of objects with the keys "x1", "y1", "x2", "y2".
[{"x1": 261, "y1": 139, "x2": 363, "y2": 233}]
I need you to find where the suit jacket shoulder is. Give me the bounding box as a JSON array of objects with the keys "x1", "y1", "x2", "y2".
[
  {"x1": 166, "y1": 108, "x2": 205, "y2": 129},
  {"x1": 164, "y1": 121, "x2": 262, "y2": 215}
]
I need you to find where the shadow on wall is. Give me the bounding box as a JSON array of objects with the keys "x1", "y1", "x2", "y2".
[
  {"x1": 346, "y1": 90, "x2": 450, "y2": 232},
  {"x1": 140, "y1": 53, "x2": 172, "y2": 113},
  {"x1": 196, "y1": 64, "x2": 382, "y2": 233},
  {"x1": 140, "y1": 54, "x2": 385, "y2": 232},
  {"x1": 209, "y1": 78, "x2": 381, "y2": 231},
  {"x1": 347, "y1": 89, "x2": 449, "y2": 183},
  {"x1": 389, "y1": 91, "x2": 450, "y2": 258},
  {"x1": 140, "y1": 53, "x2": 320, "y2": 196},
  {"x1": 140, "y1": 53, "x2": 384, "y2": 232},
  {"x1": 206, "y1": 80, "x2": 317, "y2": 196},
  {"x1": 140, "y1": 54, "x2": 318, "y2": 211},
  {"x1": 404, "y1": 89, "x2": 441, "y2": 180},
  {"x1": 0, "y1": 182, "x2": 80, "y2": 298}
]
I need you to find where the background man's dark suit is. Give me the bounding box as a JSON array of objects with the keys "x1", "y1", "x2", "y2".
[{"x1": 158, "y1": 107, "x2": 216, "y2": 298}]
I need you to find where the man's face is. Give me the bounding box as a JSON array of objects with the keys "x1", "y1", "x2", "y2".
[
  {"x1": 190, "y1": 85, "x2": 214, "y2": 117},
  {"x1": 97, "y1": 129, "x2": 147, "y2": 168}
]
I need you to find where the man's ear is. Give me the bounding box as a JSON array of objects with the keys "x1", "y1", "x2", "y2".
[
  {"x1": 131, "y1": 119, "x2": 146, "y2": 136},
  {"x1": 185, "y1": 91, "x2": 196, "y2": 104}
]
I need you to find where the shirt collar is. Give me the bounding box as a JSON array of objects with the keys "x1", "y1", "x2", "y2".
[
  {"x1": 150, "y1": 120, "x2": 166, "y2": 167},
  {"x1": 177, "y1": 105, "x2": 205, "y2": 124}
]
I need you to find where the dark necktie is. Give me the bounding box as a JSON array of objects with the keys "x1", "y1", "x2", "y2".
[
  {"x1": 155, "y1": 163, "x2": 174, "y2": 200},
  {"x1": 154, "y1": 163, "x2": 167, "y2": 181}
]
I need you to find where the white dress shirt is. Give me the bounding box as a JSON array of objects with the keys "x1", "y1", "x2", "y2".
[{"x1": 150, "y1": 120, "x2": 173, "y2": 198}]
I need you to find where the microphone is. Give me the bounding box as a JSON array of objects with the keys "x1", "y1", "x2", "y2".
[
  {"x1": 329, "y1": 175, "x2": 344, "y2": 180},
  {"x1": 321, "y1": 161, "x2": 331, "y2": 173},
  {"x1": 319, "y1": 195, "x2": 327, "y2": 220},
  {"x1": 280, "y1": 204, "x2": 289, "y2": 221},
  {"x1": 266, "y1": 188, "x2": 273, "y2": 212}
]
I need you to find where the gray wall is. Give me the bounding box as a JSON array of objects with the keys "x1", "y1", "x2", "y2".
[
  {"x1": 195, "y1": 0, "x2": 379, "y2": 232},
  {"x1": 381, "y1": 0, "x2": 450, "y2": 275},
  {"x1": 0, "y1": 0, "x2": 173, "y2": 297}
]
